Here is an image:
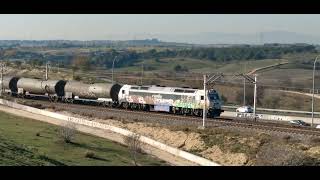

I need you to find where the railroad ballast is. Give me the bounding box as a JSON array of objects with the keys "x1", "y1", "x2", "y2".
[{"x1": 1, "y1": 76, "x2": 224, "y2": 117}]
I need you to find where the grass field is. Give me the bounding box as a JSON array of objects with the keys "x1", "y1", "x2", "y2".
[
  {"x1": 115, "y1": 57, "x2": 287, "y2": 74},
  {"x1": 0, "y1": 111, "x2": 167, "y2": 166},
  {"x1": 113, "y1": 57, "x2": 207, "y2": 72}
]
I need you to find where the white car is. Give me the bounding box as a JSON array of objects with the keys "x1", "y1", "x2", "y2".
[
  {"x1": 316, "y1": 125, "x2": 320, "y2": 129},
  {"x1": 289, "y1": 120, "x2": 310, "y2": 127},
  {"x1": 236, "y1": 106, "x2": 253, "y2": 113}
]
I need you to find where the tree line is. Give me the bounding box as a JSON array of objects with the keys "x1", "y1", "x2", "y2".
[
  {"x1": 1, "y1": 44, "x2": 317, "y2": 70},
  {"x1": 88, "y1": 44, "x2": 317, "y2": 69}
]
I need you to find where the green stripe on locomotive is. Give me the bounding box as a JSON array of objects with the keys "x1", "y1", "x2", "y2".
[{"x1": 128, "y1": 90, "x2": 204, "y2": 109}]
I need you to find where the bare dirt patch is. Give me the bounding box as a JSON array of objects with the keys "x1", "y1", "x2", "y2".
[
  {"x1": 200, "y1": 146, "x2": 248, "y2": 166},
  {"x1": 55, "y1": 110, "x2": 257, "y2": 165}
]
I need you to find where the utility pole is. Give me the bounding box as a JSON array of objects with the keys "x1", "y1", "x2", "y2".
[
  {"x1": 57, "y1": 60, "x2": 60, "y2": 73},
  {"x1": 202, "y1": 73, "x2": 224, "y2": 128},
  {"x1": 237, "y1": 73, "x2": 258, "y2": 120},
  {"x1": 45, "y1": 61, "x2": 50, "y2": 80},
  {"x1": 253, "y1": 75, "x2": 257, "y2": 118},
  {"x1": 203, "y1": 75, "x2": 206, "y2": 128},
  {"x1": 243, "y1": 63, "x2": 247, "y2": 106},
  {"x1": 111, "y1": 56, "x2": 118, "y2": 84},
  {"x1": 243, "y1": 78, "x2": 246, "y2": 106},
  {"x1": 0, "y1": 63, "x2": 4, "y2": 97},
  {"x1": 312, "y1": 55, "x2": 320, "y2": 127},
  {"x1": 141, "y1": 63, "x2": 144, "y2": 85}
]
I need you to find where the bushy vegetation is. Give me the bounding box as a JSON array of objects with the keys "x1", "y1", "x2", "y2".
[
  {"x1": 235, "y1": 85, "x2": 265, "y2": 106},
  {"x1": 255, "y1": 143, "x2": 320, "y2": 166},
  {"x1": 174, "y1": 64, "x2": 189, "y2": 72},
  {"x1": 2, "y1": 44, "x2": 316, "y2": 70}
]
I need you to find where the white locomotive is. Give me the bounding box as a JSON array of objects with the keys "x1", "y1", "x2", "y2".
[{"x1": 118, "y1": 85, "x2": 223, "y2": 117}]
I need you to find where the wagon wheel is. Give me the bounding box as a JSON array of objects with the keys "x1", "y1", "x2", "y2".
[
  {"x1": 105, "y1": 102, "x2": 111, "y2": 108},
  {"x1": 182, "y1": 108, "x2": 187, "y2": 116},
  {"x1": 65, "y1": 98, "x2": 73, "y2": 104},
  {"x1": 122, "y1": 102, "x2": 129, "y2": 109},
  {"x1": 63, "y1": 98, "x2": 68, "y2": 103},
  {"x1": 136, "y1": 104, "x2": 141, "y2": 111},
  {"x1": 98, "y1": 102, "x2": 104, "y2": 107},
  {"x1": 192, "y1": 109, "x2": 198, "y2": 116},
  {"x1": 112, "y1": 101, "x2": 120, "y2": 108},
  {"x1": 172, "y1": 108, "x2": 176, "y2": 114},
  {"x1": 48, "y1": 96, "x2": 53, "y2": 102},
  {"x1": 101, "y1": 102, "x2": 106, "y2": 107}
]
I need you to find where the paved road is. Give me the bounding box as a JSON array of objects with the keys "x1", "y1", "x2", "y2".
[
  {"x1": 279, "y1": 90, "x2": 320, "y2": 99},
  {"x1": 221, "y1": 110, "x2": 320, "y2": 125}
]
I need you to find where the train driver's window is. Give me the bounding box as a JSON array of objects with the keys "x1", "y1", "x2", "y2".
[{"x1": 201, "y1": 96, "x2": 204, "y2": 100}]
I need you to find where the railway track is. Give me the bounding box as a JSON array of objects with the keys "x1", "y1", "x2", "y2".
[{"x1": 11, "y1": 97, "x2": 320, "y2": 137}]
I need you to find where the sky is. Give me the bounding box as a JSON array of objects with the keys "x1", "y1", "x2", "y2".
[{"x1": 0, "y1": 14, "x2": 320, "y2": 42}]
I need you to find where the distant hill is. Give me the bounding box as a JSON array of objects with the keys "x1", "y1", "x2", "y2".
[
  {"x1": 153, "y1": 31, "x2": 320, "y2": 45},
  {"x1": 0, "y1": 39, "x2": 191, "y2": 48},
  {"x1": 1, "y1": 31, "x2": 320, "y2": 46}
]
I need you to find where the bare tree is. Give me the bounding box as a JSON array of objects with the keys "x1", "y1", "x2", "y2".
[
  {"x1": 59, "y1": 122, "x2": 76, "y2": 143},
  {"x1": 123, "y1": 134, "x2": 142, "y2": 166}
]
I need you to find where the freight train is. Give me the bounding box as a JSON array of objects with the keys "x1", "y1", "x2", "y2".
[{"x1": 1, "y1": 76, "x2": 224, "y2": 117}]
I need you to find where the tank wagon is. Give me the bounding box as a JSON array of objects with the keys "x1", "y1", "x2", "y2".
[
  {"x1": 2, "y1": 76, "x2": 121, "y2": 104},
  {"x1": 64, "y1": 81, "x2": 121, "y2": 103},
  {"x1": 16, "y1": 78, "x2": 66, "y2": 100},
  {"x1": 1, "y1": 76, "x2": 223, "y2": 118}
]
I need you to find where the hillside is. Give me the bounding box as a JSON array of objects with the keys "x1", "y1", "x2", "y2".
[
  {"x1": 0, "y1": 135, "x2": 65, "y2": 166},
  {"x1": 0, "y1": 111, "x2": 167, "y2": 166}
]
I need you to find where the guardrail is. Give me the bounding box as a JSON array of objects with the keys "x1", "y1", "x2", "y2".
[
  {"x1": 221, "y1": 111, "x2": 320, "y2": 125},
  {"x1": 223, "y1": 105, "x2": 320, "y2": 115},
  {"x1": 0, "y1": 99, "x2": 220, "y2": 166}
]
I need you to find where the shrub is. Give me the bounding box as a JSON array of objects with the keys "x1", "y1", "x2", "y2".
[
  {"x1": 310, "y1": 137, "x2": 320, "y2": 144},
  {"x1": 86, "y1": 113, "x2": 93, "y2": 118},
  {"x1": 264, "y1": 96, "x2": 281, "y2": 109},
  {"x1": 283, "y1": 135, "x2": 291, "y2": 141},
  {"x1": 36, "y1": 132, "x2": 40, "y2": 137},
  {"x1": 123, "y1": 134, "x2": 142, "y2": 166},
  {"x1": 74, "y1": 75, "x2": 81, "y2": 81},
  {"x1": 174, "y1": 64, "x2": 189, "y2": 72},
  {"x1": 299, "y1": 145, "x2": 309, "y2": 151},
  {"x1": 255, "y1": 144, "x2": 319, "y2": 166},
  {"x1": 182, "y1": 127, "x2": 190, "y2": 132},
  {"x1": 133, "y1": 118, "x2": 139, "y2": 122},
  {"x1": 59, "y1": 122, "x2": 76, "y2": 143},
  {"x1": 220, "y1": 95, "x2": 228, "y2": 104},
  {"x1": 85, "y1": 151, "x2": 95, "y2": 158}
]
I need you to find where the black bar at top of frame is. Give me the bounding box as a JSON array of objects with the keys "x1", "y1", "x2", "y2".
[{"x1": 1, "y1": 0, "x2": 320, "y2": 14}]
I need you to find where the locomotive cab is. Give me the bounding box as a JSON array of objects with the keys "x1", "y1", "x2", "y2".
[{"x1": 207, "y1": 89, "x2": 224, "y2": 117}]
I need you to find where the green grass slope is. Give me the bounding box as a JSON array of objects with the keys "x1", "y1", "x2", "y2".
[{"x1": 0, "y1": 111, "x2": 167, "y2": 166}]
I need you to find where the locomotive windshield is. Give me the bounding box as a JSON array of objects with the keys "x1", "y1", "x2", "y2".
[{"x1": 208, "y1": 93, "x2": 220, "y2": 100}]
